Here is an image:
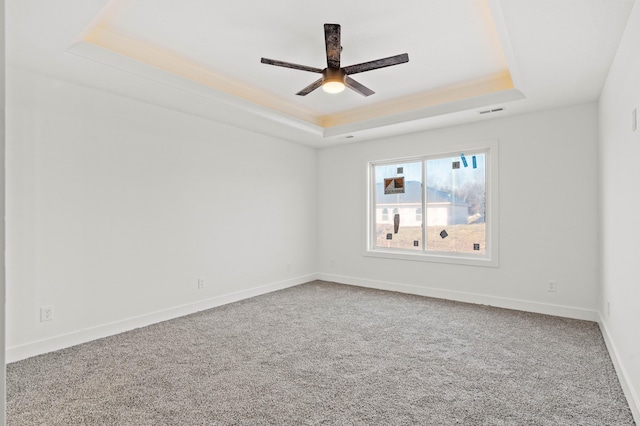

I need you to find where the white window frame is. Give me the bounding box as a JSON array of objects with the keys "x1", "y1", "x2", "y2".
[{"x1": 364, "y1": 139, "x2": 499, "y2": 268}]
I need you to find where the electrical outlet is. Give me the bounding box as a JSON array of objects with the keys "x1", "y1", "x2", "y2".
[
  {"x1": 197, "y1": 278, "x2": 205, "y2": 289},
  {"x1": 547, "y1": 280, "x2": 557, "y2": 292},
  {"x1": 40, "y1": 306, "x2": 54, "y2": 322},
  {"x1": 330, "y1": 259, "x2": 335, "y2": 268},
  {"x1": 607, "y1": 301, "x2": 611, "y2": 317},
  {"x1": 287, "y1": 263, "x2": 292, "y2": 271}
]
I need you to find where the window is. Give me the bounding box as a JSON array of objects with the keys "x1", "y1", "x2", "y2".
[{"x1": 366, "y1": 143, "x2": 498, "y2": 267}]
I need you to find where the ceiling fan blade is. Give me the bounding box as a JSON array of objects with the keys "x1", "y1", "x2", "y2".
[
  {"x1": 342, "y1": 53, "x2": 409, "y2": 75},
  {"x1": 261, "y1": 58, "x2": 324, "y2": 73},
  {"x1": 345, "y1": 77, "x2": 375, "y2": 97},
  {"x1": 296, "y1": 78, "x2": 324, "y2": 96},
  {"x1": 324, "y1": 24, "x2": 341, "y2": 69}
]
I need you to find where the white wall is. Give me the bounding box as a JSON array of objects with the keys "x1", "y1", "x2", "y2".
[
  {"x1": 318, "y1": 103, "x2": 600, "y2": 320},
  {"x1": 5, "y1": 69, "x2": 317, "y2": 361},
  {"x1": 1, "y1": 0, "x2": 6, "y2": 423},
  {"x1": 599, "y1": 2, "x2": 640, "y2": 420}
]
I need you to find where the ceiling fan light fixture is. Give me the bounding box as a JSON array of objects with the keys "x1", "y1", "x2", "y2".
[
  {"x1": 323, "y1": 80, "x2": 346, "y2": 94},
  {"x1": 322, "y1": 67, "x2": 346, "y2": 94}
]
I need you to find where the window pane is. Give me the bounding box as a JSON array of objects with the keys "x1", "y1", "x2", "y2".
[
  {"x1": 373, "y1": 161, "x2": 422, "y2": 250},
  {"x1": 425, "y1": 154, "x2": 486, "y2": 254}
]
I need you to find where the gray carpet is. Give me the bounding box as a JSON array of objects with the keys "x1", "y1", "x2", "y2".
[{"x1": 7, "y1": 281, "x2": 635, "y2": 425}]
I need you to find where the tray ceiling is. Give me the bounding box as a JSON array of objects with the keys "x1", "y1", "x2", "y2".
[{"x1": 7, "y1": 0, "x2": 635, "y2": 146}]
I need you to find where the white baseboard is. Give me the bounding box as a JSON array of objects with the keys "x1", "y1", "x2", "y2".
[
  {"x1": 317, "y1": 273, "x2": 600, "y2": 322},
  {"x1": 598, "y1": 315, "x2": 640, "y2": 424},
  {"x1": 7, "y1": 274, "x2": 318, "y2": 363}
]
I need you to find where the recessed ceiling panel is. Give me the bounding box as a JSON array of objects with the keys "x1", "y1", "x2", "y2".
[{"x1": 70, "y1": 0, "x2": 522, "y2": 135}]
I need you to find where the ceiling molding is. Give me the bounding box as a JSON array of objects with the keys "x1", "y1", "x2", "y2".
[
  {"x1": 487, "y1": 0, "x2": 525, "y2": 93},
  {"x1": 66, "y1": 40, "x2": 325, "y2": 137},
  {"x1": 321, "y1": 71, "x2": 520, "y2": 128},
  {"x1": 65, "y1": 0, "x2": 527, "y2": 140},
  {"x1": 75, "y1": 25, "x2": 322, "y2": 126},
  {"x1": 323, "y1": 87, "x2": 524, "y2": 138}
]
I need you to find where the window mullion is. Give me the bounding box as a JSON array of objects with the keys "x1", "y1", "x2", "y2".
[
  {"x1": 371, "y1": 165, "x2": 378, "y2": 250},
  {"x1": 422, "y1": 160, "x2": 427, "y2": 252}
]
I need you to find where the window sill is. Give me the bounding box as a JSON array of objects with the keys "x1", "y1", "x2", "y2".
[{"x1": 364, "y1": 248, "x2": 499, "y2": 268}]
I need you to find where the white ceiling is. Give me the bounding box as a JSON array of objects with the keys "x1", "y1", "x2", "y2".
[{"x1": 6, "y1": 0, "x2": 635, "y2": 147}]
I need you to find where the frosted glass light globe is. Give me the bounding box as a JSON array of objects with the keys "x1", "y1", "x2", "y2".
[{"x1": 323, "y1": 81, "x2": 346, "y2": 94}]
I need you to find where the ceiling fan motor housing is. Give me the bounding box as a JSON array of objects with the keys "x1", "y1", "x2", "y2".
[{"x1": 323, "y1": 67, "x2": 346, "y2": 85}]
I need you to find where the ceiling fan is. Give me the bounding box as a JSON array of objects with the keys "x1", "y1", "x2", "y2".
[{"x1": 261, "y1": 24, "x2": 409, "y2": 97}]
